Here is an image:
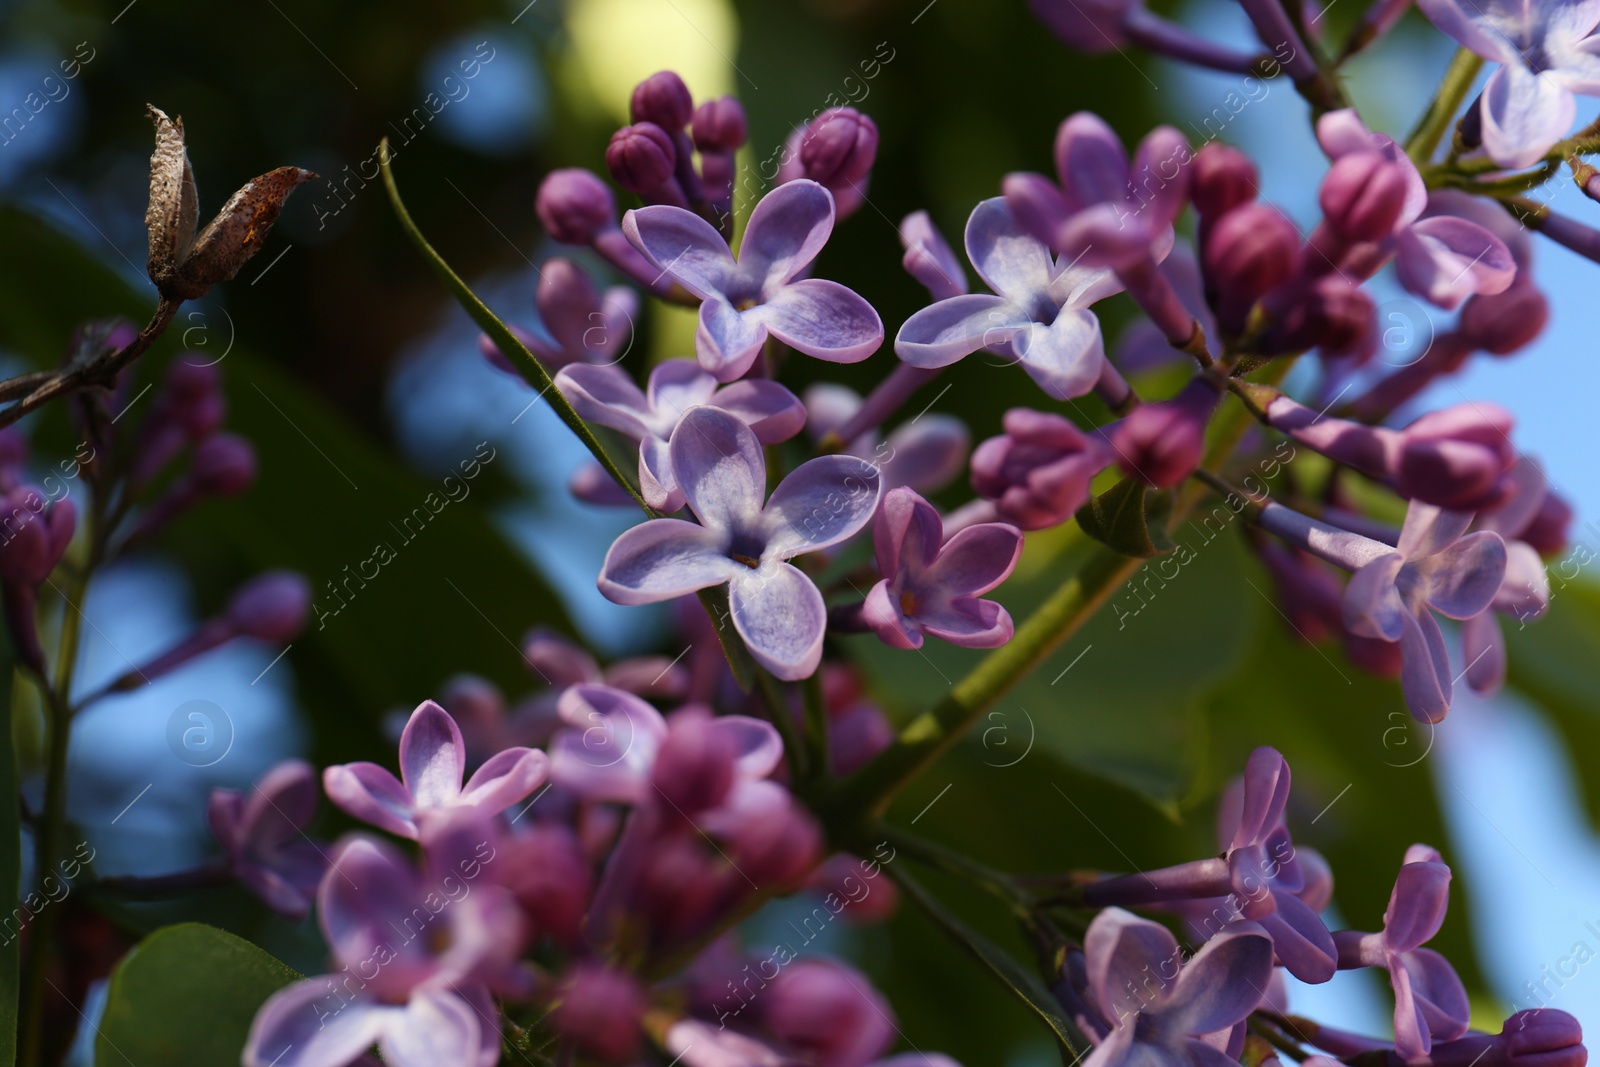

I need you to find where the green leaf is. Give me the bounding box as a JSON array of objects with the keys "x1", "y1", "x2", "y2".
[
  {"x1": 97, "y1": 923, "x2": 300, "y2": 1067},
  {"x1": 1075, "y1": 476, "x2": 1173, "y2": 558}
]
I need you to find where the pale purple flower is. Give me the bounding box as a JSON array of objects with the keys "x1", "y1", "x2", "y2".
[
  {"x1": 1343, "y1": 502, "x2": 1508, "y2": 722},
  {"x1": 598, "y1": 406, "x2": 882, "y2": 679},
  {"x1": 896, "y1": 197, "x2": 1132, "y2": 401},
  {"x1": 207, "y1": 759, "x2": 327, "y2": 919},
  {"x1": 1316, "y1": 110, "x2": 1515, "y2": 309},
  {"x1": 1417, "y1": 0, "x2": 1600, "y2": 167},
  {"x1": 860, "y1": 487, "x2": 1023, "y2": 650},
  {"x1": 623, "y1": 179, "x2": 883, "y2": 381},
  {"x1": 323, "y1": 700, "x2": 549, "y2": 839},
  {"x1": 899, "y1": 210, "x2": 968, "y2": 301},
  {"x1": 804, "y1": 383, "x2": 970, "y2": 495},
  {"x1": 1081, "y1": 907, "x2": 1275, "y2": 1067},
  {"x1": 1463, "y1": 459, "x2": 1553, "y2": 694},
  {"x1": 557, "y1": 359, "x2": 806, "y2": 511},
  {"x1": 478, "y1": 257, "x2": 636, "y2": 376},
  {"x1": 243, "y1": 829, "x2": 523, "y2": 1067},
  {"x1": 1334, "y1": 845, "x2": 1471, "y2": 1058}
]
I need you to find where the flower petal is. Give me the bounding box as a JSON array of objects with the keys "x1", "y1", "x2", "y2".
[
  {"x1": 1481, "y1": 64, "x2": 1576, "y2": 169},
  {"x1": 1461, "y1": 611, "x2": 1506, "y2": 695},
  {"x1": 901, "y1": 209, "x2": 968, "y2": 300},
  {"x1": 400, "y1": 700, "x2": 466, "y2": 809},
  {"x1": 1230, "y1": 746, "x2": 1292, "y2": 851},
  {"x1": 1384, "y1": 859, "x2": 1452, "y2": 953},
  {"x1": 1417, "y1": 530, "x2": 1507, "y2": 618},
  {"x1": 1400, "y1": 609, "x2": 1454, "y2": 724},
  {"x1": 874, "y1": 486, "x2": 944, "y2": 577},
  {"x1": 550, "y1": 684, "x2": 668, "y2": 803},
  {"x1": 863, "y1": 578, "x2": 921, "y2": 650},
  {"x1": 670, "y1": 406, "x2": 769, "y2": 532},
  {"x1": 1085, "y1": 906, "x2": 1183, "y2": 1024},
  {"x1": 1398, "y1": 503, "x2": 1475, "y2": 559},
  {"x1": 1165, "y1": 921, "x2": 1276, "y2": 1034},
  {"x1": 895, "y1": 294, "x2": 1030, "y2": 369},
  {"x1": 742, "y1": 179, "x2": 836, "y2": 287},
  {"x1": 883, "y1": 415, "x2": 970, "y2": 493},
  {"x1": 964, "y1": 197, "x2": 1056, "y2": 301},
  {"x1": 243, "y1": 978, "x2": 389, "y2": 1067},
  {"x1": 754, "y1": 278, "x2": 883, "y2": 364},
  {"x1": 599, "y1": 518, "x2": 740, "y2": 605},
  {"x1": 916, "y1": 596, "x2": 1014, "y2": 648},
  {"x1": 555, "y1": 365, "x2": 653, "y2": 440},
  {"x1": 1495, "y1": 539, "x2": 1550, "y2": 617},
  {"x1": 1394, "y1": 217, "x2": 1516, "y2": 310},
  {"x1": 378, "y1": 987, "x2": 485, "y2": 1067},
  {"x1": 1402, "y1": 948, "x2": 1472, "y2": 1044},
  {"x1": 1413, "y1": 0, "x2": 1520, "y2": 64},
  {"x1": 239, "y1": 759, "x2": 319, "y2": 847},
  {"x1": 1343, "y1": 552, "x2": 1408, "y2": 641},
  {"x1": 639, "y1": 436, "x2": 682, "y2": 512},
  {"x1": 712, "y1": 379, "x2": 809, "y2": 443},
  {"x1": 622, "y1": 205, "x2": 741, "y2": 301},
  {"x1": 319, "y1": 837, "x2": 431, "y2": 989},
  {"x1": 1015, "y1": 307, "x2": 1107, "y2": 400},
  {"x1": 729, "y1": 563, "x2": 828, "y2": 680},
  {"x1": 706, "y1": 715, "x2": 785, "y2": 780},
  {"x1": 456, "y1": 747, "x2": 549, "y2": 816},
  {"x1": 645, "y1": 359, "x2": 719, "y2": 424},
  {"x1": 763, "y1": 454, "x2": 883, "y2": 558},
  {"x1": 1054, "y1": 112, "x2": 1130, "y2": 210},
  {"x1": 1257, "y1": 893, "x2": 1339, "y2": 984},
  {"x1": 925, "y1": 522, "x2": 1024, "y2": 597},
  {"x1": 696, "y1": 298, "x2": 768, "y2": 381},
  {"x1": 323, "y1": 762, "x2": 418, "y2": 839}
]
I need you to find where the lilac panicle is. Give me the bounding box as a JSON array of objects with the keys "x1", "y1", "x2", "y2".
[
  {"x1": 1417, "y1": 0, "x2": 1600, "y2": 167},
  {"x1": 899, "y1": 210, "x2": 968, "y2": 301},
  {"x1": 855, "y1": 487, "x2": 1023, "y2": 650},
  {"x1": 1081, "y1": 907, "x2": 1275, "y2": 1067},
  {"x1": 323, "y1": 699, "x2": 549, "y2": 839},
  {"x1": 970, "y1": 408, "x2": 1113, "y2": 530},
  {"x1": 1333, "y1": 845, "x2": 1470, "y2": 1058},
  {"x1": 207, "y1": 759, "x2": 327, "y2": 918},
  {"x1": 624, "y1": 179, "x2": 883, "y2": 381},
  {"x1": 896, "y1": 197, "x2": 1132, "y2": 401},
  {"x1": 597, "y1": 406, "x2": 882, "y2": 679},
  {"x1": 556, "y1": 358, "x2": 806, "y2": 511}
]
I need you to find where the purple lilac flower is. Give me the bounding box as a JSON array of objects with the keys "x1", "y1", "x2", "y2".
[
  {"x1": 857, "y1": 487, "x2": 1023, "y2": 650},
  {"x1": 1080, "y1": 907, "x2": 1275, "y2": 1067},
  {"x1": 896, "y1": 197, "x2": 1135, "y2": 401},
  {"x1": 1259, "y1": 501, "x2": 1507, "y2": 722},
  {"x1": 804, "y1": 384, "x2": 970, "y2": 495},
  {"x1": 1334, "y1": 845, "x2": 1471, "y2": 1058},
  {"x1": 970, "y1": 408, "x2": 1113, "y2": 530},
  {"x1": 323, "y1": 699, "x2": 549, "y2": 839},
  {"x1": 1315, "y1": 110, "x2": 1515, "y2": 309},
  {"x1": 206, "y1": 759, "x2": 328, "y2": 919},
  {"x1": 478, "y1": 257, "x2": 636, "y2": 375},
  {"x1": 1417, "y1": 0, "x2": 1600, "y2": 167},
  {"x1": 623, "y1": 179, "x2": 883, "y2": 381},
  {"x1": 597, "y1": 406, "x2": 882, "y2": 679},
  {"x1": 1463, "y1": 459, "x2": 1553, "y2": 694},
  {"x1": 899, "y1": 210, "x2": 968, "y2": 301},
  {"x1": 557, "y1": 359, "x2": 806, "y2": 511},
  {"x1": 243, "y1": 824, "x2": 525, "y2": 1067}
]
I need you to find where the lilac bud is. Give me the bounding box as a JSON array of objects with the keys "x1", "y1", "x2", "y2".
[
  {"x1": 1271, "y1": 275, "x2": 1374, "y2": 357},
  {"x1": 797, "y1": 108, "x2": 878, "y2": 188},
  {"x1": 760, "y1": 958, "x2": 897, "y2": 1067},
  {"x1": 634, "y1": 835, "x2": 735, "y2": 940},
  {"x1": 899, "y1": 211, "x2": 968, "y2": 301},
  {"x1": 1521, "y1": 490, "x2": 1573, "y2": 556},
  {"x1": 1002, "y1": 171, "x2": 1072, "y2": 250},
  {"x1": 554, "y1": 964, "x2": 647, "y2": 1063},
  {"x1": 1394, "y1": 404, "x2": 1516, "y2": 510},
  {"x1": 189, "y1": 433, "x2": 257, "y2": 497},
  {"x1": 1456, "y1": 278, "x2": 1549, "y2": 355},
  {"x1": 1029, "y1": 0, "x2": 1132, "y2": 50},
  {"x1": 630, "y1": 70, "x2": 694, "y2": 129},
  {"x1": 971, "y1": 409, "x2": 1112, "y2": 530},
  {"x1": 1192, "y1": 144, "x2": 1259, "y2": 219},
  {"x1": 1319, "y1": 153, "x2": 1409, "y2": 242},
  {"x1": 225, "y1": 571, "x2": 311, "y2": 642},
  {"x1": 1203, "y1": 204, "x2": 1299, "y2": 333},
  {"x1": 505, "y1": 823, "x2": 591, "y2": 945},
  {"x1": 651, "y1": 709, "x2": 737, "y2": 815},
  {"x1": 1111, "y1": 377, "x2": 1220, "y2": 489},
  {"x1": 536, "y1": 258, "x2": 605, "y2": 363},
  {"x1": 606, "y1": 122, "x2": 677, "y2": 194},
  {"x1": 727, "y1": 794, "x2": 823, "y2": 887},
  {"x1": 536, "y1": 168, "x2": 618, "y2": 244},
  {"x1": 1503, "y1": 1010, "x2": 1586, "y2": 1067},
  {"x1": 691, "y1": 95, "x2": 747, "y2": 152},
  {"x1": 0, "y1": 488, "x2": 75, "y2": 586}
]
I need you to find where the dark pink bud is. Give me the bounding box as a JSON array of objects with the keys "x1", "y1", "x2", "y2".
[
  {"x1": 1203, "y1": 204, "x2": 1298, "y2": 333},
  {"x1": 1394, "y1": 404, "x2": 1516, "y2": 510},
  {"x1": 727, "y1": 794, "x2": 823, "y2": 887},
  {"x1": 554, "y1": 964, "x2": 647, "y2": 1063},
  {"x1": 505, "y1": 823, "x2": 591, "y2": 945},
  {"x1": 692, "y1": 95, "x2": 747, "y2": 152},
  {"x1": 760, "y1": 958, "x2": 896, "y2": 1067},
  {"x1": 651, "y1": 709, "x2": 737, "y2": 814},
  {"x1": 1521, "y1": 490, "x2": 1573, "y2": 557},
  {"x1": 971, "y1": 408, "x2": 1112, "y2": 530},
  {"x1": 1111, "y1": 377, "x2": 1221, "y2": 489},
  {"x1": 1456, "y1": 278, "x2": 1548, "y2": 355},
  {"x1": 1002, "y1": 171, "x2": 1072, "y2": 250},
  {"x1": 1503, "y1": 1010, "x2": 1586, "y2": 1067},
  {"x1": 189, "y1": 433, "x2": 257, "y2": 497},
  {"x1": 629, "y1": 70, "x2": 694, "y2": 130},
  {"x1": 225, "y1": 571, "x2": 311, "y2": 642},
  {"x1": 1191, "y1": 144, "x2": 1259, "y2": 219},
  {"x1": 796, "y1": 108, "x2": 878, "y2": 191},
  {"x1": 1272, "y1": 275, "x2": 1374, "y2": 357},
  {"x1": 536, "y1": 168, "x2": 617, "y2": 244},
  {"x1": 0, "y1": 488, "x2": 75, "y2": 587},
  {"x1": 634, "y1": 835, "x2": 732, "y2": 940},
  {"x1": 606, "y1": 123, "x2": 677, "y2": 194},
  {"x1": 1319, "y1": 152, "x2": 1409, "y2": 242}
]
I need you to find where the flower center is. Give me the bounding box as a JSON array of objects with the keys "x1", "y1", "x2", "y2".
[
  {"x1": 734, "y1": 296, "x2": 759, "y2": 312},
  {"x1": 899, "y1": 589, "x2": 920, "y2": 615},
  {"x1": 731, "y1": 552, "x2": 761, "y2": 569}
]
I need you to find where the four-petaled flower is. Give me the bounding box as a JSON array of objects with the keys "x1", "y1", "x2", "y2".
[
  {"x1": 323, "y1": 699, "x2": 549, "y2": 840},
  {"x1": 557, "y1": 358, "x2": 806, "y2": 511},
  {"x1": 207, "y1": 759, "x2": 328, "y2": 919},
  {"x1": 623, "y1": 179, "x2": 883, "y2": 381},
  {"x1": 863, "y1": 487, "x2": 1023, "y2": 650},
  {"x1": 598, "y1": 405, "x2": 882, "y2": 679},
  {"x1": 896, "y1": 197, "x2": 1134, "y2": 400}
]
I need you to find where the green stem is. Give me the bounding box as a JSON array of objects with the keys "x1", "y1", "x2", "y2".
[
  {"x1": 755, "y1": 669, "x2": 807, "y2": 782},
  {"x1": 1428, "y1": 159, "x2": 1561, "y2": 197},
  {"x1": 879, "y1": 824, "x2": 1032, "y2": 919},
  {"x1": 1405, "y1": 48, "x2": 1483, "y2": 165},
  {"x1": 803, "y1": 669, "x2": 830, "y2": 780}
]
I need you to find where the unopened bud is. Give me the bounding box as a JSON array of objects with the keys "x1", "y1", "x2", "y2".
[
  {"x1": 691, "y1": 96, "x2": 747, "y2": 152},
  {"x1": 1319, "y1": 152, "x2": 1408, "y2": 242},
  {"x1": 605, "y1": 122, "x2": 677, "y2": 194},
  {"x1": 190, "y1": 433, "x2": 257, "y2": 496},
  {"x1": 629, "y1": 70, "x2": 694, "y2": 130},
  {"x1": 1192, "y1": 144, "x2": 1258, "y2": 218},
  {"x1": 226, "y1": 571, "x2": 311, "y2": 642},
  {"x1": 536, "y1": 168, "x2": 617, "y2": 244}
]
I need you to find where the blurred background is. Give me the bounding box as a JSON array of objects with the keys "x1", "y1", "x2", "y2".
[{"x1": 1, "y1": 0, "x2": 1598, "y2": 1063}]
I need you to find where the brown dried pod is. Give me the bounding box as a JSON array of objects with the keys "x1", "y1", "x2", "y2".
[{"x1": 142, "y1": 104, "x2": 317, "y2": 301}]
